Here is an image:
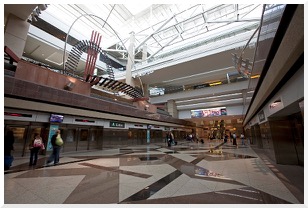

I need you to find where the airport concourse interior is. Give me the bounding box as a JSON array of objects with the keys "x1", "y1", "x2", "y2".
[{"x1": 3, "y1": 4, "x2": 304, "y2": 205}]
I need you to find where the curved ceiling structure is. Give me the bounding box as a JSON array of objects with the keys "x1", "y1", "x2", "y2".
[{"x1": 4, "y1": 4, "x2": 286, "y2": 125}]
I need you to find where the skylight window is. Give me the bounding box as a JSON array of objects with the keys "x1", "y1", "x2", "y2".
[{"x1": 124, "y1": 4, "x2": 151, "y2": 15}]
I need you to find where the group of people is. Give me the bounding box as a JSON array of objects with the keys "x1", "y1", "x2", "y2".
[
  {"x1": 223, "y1": 132, "x2": 246, "y2": 146},
  {"x1": 167, "y1": 132, "x2": 206, "y2": 147},
  {"x1": 4, "y1": 129, "x2": 64, "y2": 170}
]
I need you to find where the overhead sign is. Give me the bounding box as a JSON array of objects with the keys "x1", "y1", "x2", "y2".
[{"x1": 110, "y1": 121, "x2": 125, "y2": 128}]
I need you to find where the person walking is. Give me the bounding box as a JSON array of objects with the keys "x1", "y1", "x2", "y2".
[
  {"x1": 240, "y1": 133, "x2": 245, "y2": 146},
  {"x1": 232, "y1": 133, "x2": 237, "y2": 146},
  {"x1": 166, "y1": 131, "x2": 172, "y2": 147},
  {"x1": 224, "y1": 134, "x2": 228, "y2": 143},
  {"x1": 47, "y1": 129, "x2": 63, "y2": 165},
  {"x1": 29, "y1": 133, "x2": 45, "y2": 166},
  {"x1": 170, "y1": 131, "x2": 176, "y2": 145}
]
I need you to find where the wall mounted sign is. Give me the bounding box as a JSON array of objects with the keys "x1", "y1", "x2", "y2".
[
  {"x1": 75, "y1": 119, "x2": 95, "y2": 123},
  {"x1": 258, "y1": 110, "x2": 266, "y2": 122},
  {"x1": 4, "y1": 112, "x2": 32, "y2": 118},
  {"x1": 47, "y1": 124, "x2": 59, "y2": 151},
  {"x1": 110, "y1": 121, "x2": 125, "y2": 128},
  {"x1": 269, "y1": 97, "x2": 284, "y2": 115}
]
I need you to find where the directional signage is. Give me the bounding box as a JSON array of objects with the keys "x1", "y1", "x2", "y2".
[{"x1": 110, "y1": 121, "x2": 125, "y2": 128}]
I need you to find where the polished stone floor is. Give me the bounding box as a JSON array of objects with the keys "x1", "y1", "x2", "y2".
[{"x1": 4, "y1": 139, "x2": 304, "y2": 205}]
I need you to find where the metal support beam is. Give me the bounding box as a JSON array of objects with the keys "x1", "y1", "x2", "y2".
[
  {"x1": 101, "y1": 48, "x2": 127, "y2": 53},
  {"x1": 135, "y1": 14, "x2": 175, "y2": 52},
  {"x1": 147, "y1": 32, "x2": 182, "y2": 60}
]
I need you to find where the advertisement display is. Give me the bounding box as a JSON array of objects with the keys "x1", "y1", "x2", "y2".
[
  {"x1": 47, "y1": 124, "x2": 59, "y2": 151},
  {"x1": 50, "y1": 114, "x2": 64, "y2": 123},
  {"x1": 191, "y1": 107, "x2": 227, "y2": 118}
]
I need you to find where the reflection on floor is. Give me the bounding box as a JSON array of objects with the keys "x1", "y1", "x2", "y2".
[{"x1": 4, "y1": 139, "x2": 304, "y2": 204}]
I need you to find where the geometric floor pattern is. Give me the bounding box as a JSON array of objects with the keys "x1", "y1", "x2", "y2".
[{"x1": 4, "y1": 139, "x2": 303, "y2": 205}]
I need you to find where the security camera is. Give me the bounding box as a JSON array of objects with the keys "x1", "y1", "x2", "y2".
[
  {"x1": 31, "y1": 13, "x2": 37, "y2": 21},
  {"x1": 38, "y1": 4, "x2": 48, "y2": 11},
  {"x1": 27, "y1": 16, "x2": 32, "y2": 23}
]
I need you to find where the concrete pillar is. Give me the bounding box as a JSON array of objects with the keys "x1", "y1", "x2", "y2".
[
  {"x1": 167, "y1": 100, "x2": 178, "y2": 118},
  {"x1": 126, "y1": 32, "x2": 135, "y2": 87},
  {"x1": 143, "y1": 83, "x2": 149, "y2": 97},
  {"x1": 4, "y1": 14, "x2": 30, "y2": 58}
]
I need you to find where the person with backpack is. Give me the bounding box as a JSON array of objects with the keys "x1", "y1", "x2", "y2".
[{"x1": 29, "y1": 133, "x2": 45, "y2": 166}]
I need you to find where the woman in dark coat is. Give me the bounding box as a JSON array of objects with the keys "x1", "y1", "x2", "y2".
[{"x1": 4, "y1": 130, "x2": 15, "y2": 170}]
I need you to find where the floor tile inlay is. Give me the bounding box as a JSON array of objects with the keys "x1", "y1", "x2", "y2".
[{"x1": 4, "y1": 140, "x2": 303, "y2": 204}]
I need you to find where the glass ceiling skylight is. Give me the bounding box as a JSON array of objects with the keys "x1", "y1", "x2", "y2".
[
  {"x1": 39, "y1": 4, "x2": 263, "y2": 66},
  {"x1": 124, "y1": 4, "x2": 152, "y2": 15}
]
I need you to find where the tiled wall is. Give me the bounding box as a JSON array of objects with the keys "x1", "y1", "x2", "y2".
[
  {"x1": 14, "y1": 60, "x2": 91, "y2": 95},
  {"x1": 250, "y1": 116, "x2": 303, "y2": 165},
  {"x1": 269, "y1": 117, "x2": 301, "y2": 165}
]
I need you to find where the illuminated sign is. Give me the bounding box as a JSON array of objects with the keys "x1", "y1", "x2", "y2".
[
  {"x1": 110, "y1": 121, "x2": 125, "y2": 128},
  {"x1": 269, "y1": 98, "x2": 284, "y2": 115},
  {"x1": 4, "y1": 112, "x2": 32, "y2": 118},
  {"x1": 75, "y1": 119, "x2": 95, "y2": 123},
  {"x1": 191, "y1": 107, "x2": 227, "y2": 118}
]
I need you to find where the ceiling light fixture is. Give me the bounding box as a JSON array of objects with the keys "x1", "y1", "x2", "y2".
[
  {"x1": 178, "y1": 98, "x2": 244, "y2": 108},
  {"x1": 209, "y1": 81, "x2": 222, "y2": 86},
  {"x1": 176, "y1": 93, "x2": 242, "y2": 103},
  {"x1": 162, "y1": 66, "x2": 234, "y2": 83},
  {"x1": 250, "y1": 74, "x2": 260, "y2": 79}
]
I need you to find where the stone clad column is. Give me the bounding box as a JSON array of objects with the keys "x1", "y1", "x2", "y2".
[
  {"x1": 143, "y1": 84, "x2": 149, "y2": 98},
  {"x1": 4, "y1": 14, "x2": 30, "y2": 58},
  {"x1": 167, "y1": 100, "x2": 178, "y2": 118}
]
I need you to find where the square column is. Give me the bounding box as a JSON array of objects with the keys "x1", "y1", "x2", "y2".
[{"x1": 4, "y1": 14, "x2": 30, "y2": 58}]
